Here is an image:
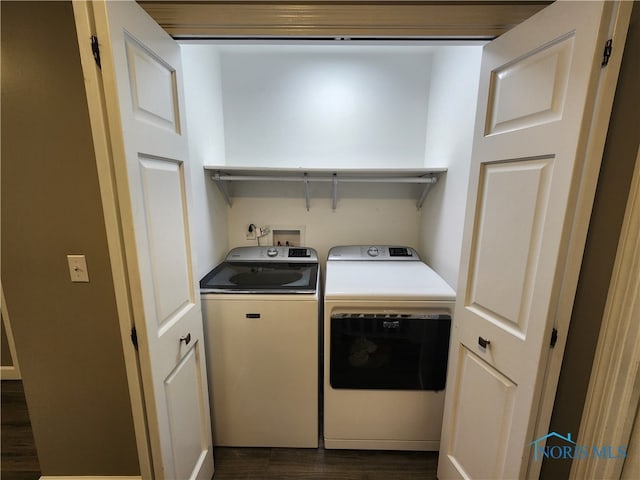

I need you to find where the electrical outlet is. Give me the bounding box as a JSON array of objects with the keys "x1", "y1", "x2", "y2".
[{"x1": 246, "y1": 224, "x2": 257, "y2": 240}]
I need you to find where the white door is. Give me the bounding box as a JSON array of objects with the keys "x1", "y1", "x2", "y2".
[
  {"x1": 76, "y1": 1, "x2": 214, "y2": 478},
  {"x1": 438, "y1": 1, "x2": 628, "y2": 479}
]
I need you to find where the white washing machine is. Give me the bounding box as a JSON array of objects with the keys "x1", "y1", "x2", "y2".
[
  {"x1": 200, "y1": 246, "x2": 320, "y2": 448},
  {"x1": 324, "y1": 245, "x2": 455, "y2": 451}
]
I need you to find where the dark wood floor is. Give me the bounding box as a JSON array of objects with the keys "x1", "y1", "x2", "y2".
[
  {"x1": 1, "y1": 380, "x2": 437, "y2": 479},
  {"x1": 212, "y1": 446, "x2": 438, "y2": 480},
  {"x1": 1, "y1": 380, "x2": 40, "y2": 480}
]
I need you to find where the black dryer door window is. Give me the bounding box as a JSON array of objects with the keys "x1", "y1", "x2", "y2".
[{"x1": 330, "y1": 313, "x2": 451, "y2": 391}]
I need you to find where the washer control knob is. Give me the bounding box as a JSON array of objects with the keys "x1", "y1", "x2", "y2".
[
  {"x1": 367, "y1": 246, "x2": 379, "y2": 257},
  {"x1": 266, "y1": 247, "x2": 278, "y2": 257}
]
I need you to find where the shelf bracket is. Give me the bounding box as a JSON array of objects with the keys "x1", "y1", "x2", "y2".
[
  {"x1": 416, "y1": 176, "x2": 439, "y2": 209},
  {"x1": 213, "y1": 172, "x2": 233, "y2": 207},
  {"x1": 332, "y1": 174, "x2": 338, "y2": 210},
  {"x1": 304, "y1": 173, "x2": 310, "y2": 211}
]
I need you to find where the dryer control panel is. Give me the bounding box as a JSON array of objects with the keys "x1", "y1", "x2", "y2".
[{"x1": 328, "y1": 245, "x2": 420, "y2": 261}]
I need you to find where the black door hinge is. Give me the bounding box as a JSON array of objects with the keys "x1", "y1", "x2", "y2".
[
  {"x1": 131, "y1": 326, "x2": 139, "y2": 351},
  {"x1": 91, "y1": 35, "x2": 101, "y2": 69},
  {"x1": 602, "y1": 39, "x2": 612, "y2": 67},
  {"x1": 550, "y1": 328, "x2": 558, "y2": 348}
]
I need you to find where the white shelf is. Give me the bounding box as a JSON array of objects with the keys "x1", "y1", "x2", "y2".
[{"x1": 204, "y1": 166, "x2": 447, "y2": 210}]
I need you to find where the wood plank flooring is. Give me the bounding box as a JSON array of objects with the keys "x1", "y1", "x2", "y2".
[
  {"x1": 1, "y1": 380, "x2": 438, "y2": 479},
  {"x1": 1, "y1": 380, "x2": 40, "y2": 480},
  {"x1": 212, "y1": 446, "x2": 438, "y2": 479}
]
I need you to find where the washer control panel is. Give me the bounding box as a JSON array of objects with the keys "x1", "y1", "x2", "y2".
[
  {"x1": 226, "y1": 246, "x2": 318, "y2": 262},
  {"x1": 367, "y1": 246, "x2": 379, "y2": 257}
]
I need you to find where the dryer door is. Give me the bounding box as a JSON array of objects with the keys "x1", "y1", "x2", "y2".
[{"x1": 330, "y1": 313, "x2": 451, "y2": 390}]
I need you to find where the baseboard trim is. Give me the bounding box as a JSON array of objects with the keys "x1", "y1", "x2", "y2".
[
  {"x1": 324, "y1": 437, "x2": 440, "y2": 451},
  {"x1": 0, "y1": 365, "x2": 21, "y2": 380},
  {"x1": 40, "y1": 477, "x2": 142, "y2": 480}
]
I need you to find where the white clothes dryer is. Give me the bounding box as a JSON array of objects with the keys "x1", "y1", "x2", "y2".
[{"x1": 323, "y1": 245, "x2": 455, "y2": 451}]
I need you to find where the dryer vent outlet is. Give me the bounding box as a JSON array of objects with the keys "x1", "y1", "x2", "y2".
[{"x1": 273, "y1": 229, "x2": 301, "y2": 247}]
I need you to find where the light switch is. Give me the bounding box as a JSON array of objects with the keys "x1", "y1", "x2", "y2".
[{"x1": 67, "y1": 255, "x2": 89, "y2": 282}]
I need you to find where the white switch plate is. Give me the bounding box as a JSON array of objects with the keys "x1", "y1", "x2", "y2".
[{"x1": 67, "y1": 255, "x2": 89, "y2": 282}]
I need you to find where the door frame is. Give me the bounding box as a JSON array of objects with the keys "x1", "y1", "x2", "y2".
[
  {"x1": 71, "y1": 1, "x2": 634, "y2": 477},
  {"x1": 570, "y1": 145, "x2": 640, "y2": 480},
  {"x1": 72, "y1": 2, "x2": 153, "y2": 477}
]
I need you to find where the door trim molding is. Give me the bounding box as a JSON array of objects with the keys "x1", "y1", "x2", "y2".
[
  {"x1": 570, "y1": 145, "x2": 640, "y2": 480},
  {"x1": 1, "y1": 283, "x2": 21, "y2": 380}
]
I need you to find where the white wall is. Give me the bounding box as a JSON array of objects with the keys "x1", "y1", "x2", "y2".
[
  {"x1": 218, "y1": 45, "x2": 433, "y2": 169},
  {"x1": 418, "y1": 46, "x2": 483, "y2": 290},
  {"x1": 226, "y1": 181, "x2": 422, "y2": 265},
  {"x1": 181, "y1": 43, "x2": 482, "y2": 279},
  {"x1": 181, "y1": 45, "x2": 229, "y2": 278}
]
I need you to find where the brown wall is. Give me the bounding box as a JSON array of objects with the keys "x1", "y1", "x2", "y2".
[
  {"x1": 540, "y1": 3, "x2": 640, "y2": 478},
  {"x1": 1, "y1": 1, "x2": 140, "y2": 475}
]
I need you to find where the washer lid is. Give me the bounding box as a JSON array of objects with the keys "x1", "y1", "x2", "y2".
[
  {"x1": 325, "y1": 261, "x2": 455, "y2": 301},
  {"x1": 200, "y1": 261, "x2": 318, "y2": 293}
]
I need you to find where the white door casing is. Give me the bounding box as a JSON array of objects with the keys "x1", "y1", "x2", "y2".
[
  {"x1": 78, "y1": 1, "x2": 214, "y2": 478},
  {"x1": 573, "y1": 145, "x2": 640, "y2": 480},
  {"x1": 1, "y1": 284, "x2": 21, "y2": 380},
  {"x1": 438, "y1": 1, "x2": 628, "y2": 479}
]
